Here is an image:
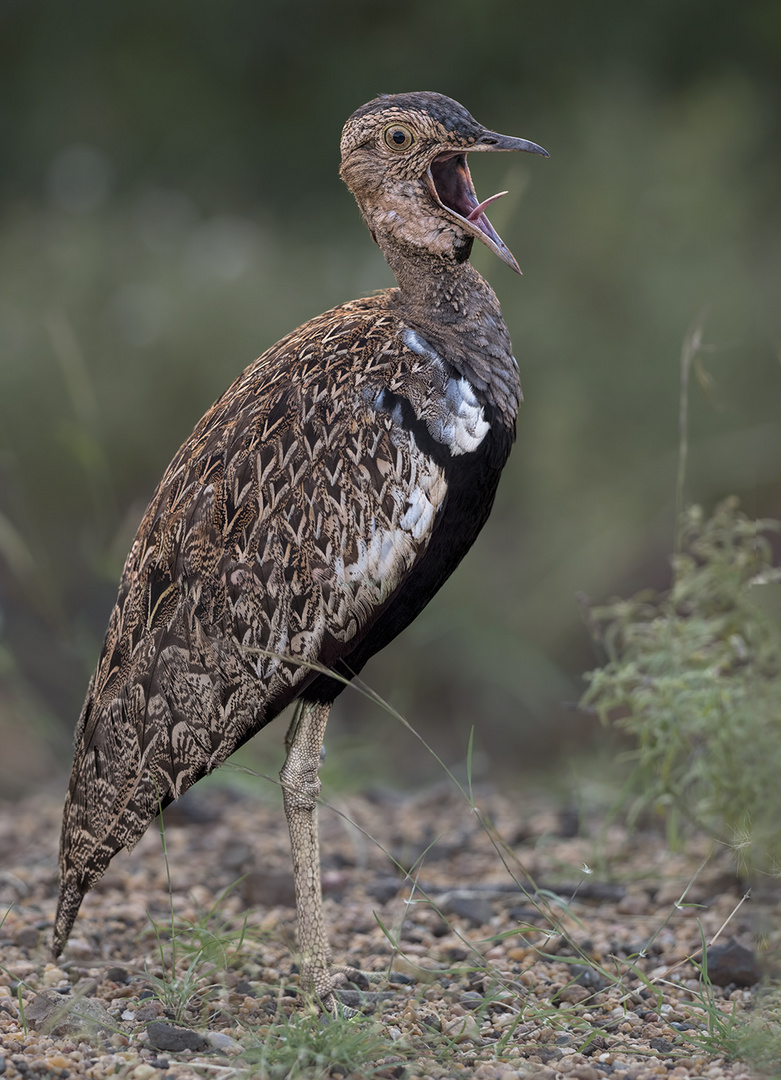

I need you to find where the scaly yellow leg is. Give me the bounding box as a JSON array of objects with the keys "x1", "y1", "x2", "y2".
[{"x1": 281, "y1": 699, "x2": 363, "y2": 1011}]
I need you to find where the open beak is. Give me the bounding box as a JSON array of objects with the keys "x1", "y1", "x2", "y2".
[{"x1": 427, "y1": 132, "x2": 548, "y2": 274}]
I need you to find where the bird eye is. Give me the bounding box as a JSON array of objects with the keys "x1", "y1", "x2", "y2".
[{"x1": 383, "y1": 123, "x2": 415, "y2": 151}]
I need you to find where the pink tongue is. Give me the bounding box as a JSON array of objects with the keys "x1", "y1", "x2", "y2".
[{"x1": 466, "y1": 190, "x2": 508, "y2": 222}]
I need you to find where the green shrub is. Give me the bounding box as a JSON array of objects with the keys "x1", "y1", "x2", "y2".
[{"x1": 581, "y1": 497, "x2": 781, "y2": 876}]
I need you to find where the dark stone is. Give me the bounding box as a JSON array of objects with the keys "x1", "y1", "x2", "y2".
[
  {"x1": 136, "y1": 1003, "x2": 162, "y2": 1021},
  {"x1": 366, "y1": 877, "x2": 401, "y2": 903},
  {"x1": 508, "y1": 904, "x2": 549, "y2": 923},
  {"x1": 570, "y1": 964, "x2": 608, "y2": 991},
  {"x1": 703, "y1": 939, "x2": 760, "y2": 987},
  {"x1": 439, "y1": 890, "x2": 493, "y2": 926},
  {"x1": 587, "y1": 1035, "x2": 609, "y2": 1053},
  {"x1": 324, "y1": 851, "x2": 355, "y2": 869},
  {"x1": 234, "y1": 980, "x2": 255, "y2": 996},
  {"x1": 575, "y1": 882, "x2": 627, "y2": 902},
  {"x1": 146, "y1": 1021, "x2": 210, "y2": 1053},
  {"x1": 419, "y1": 1012, "x2": 442, "y2": 1032},
  {"x1": 649, "y1": 1037, "x2": 674, "y2": 1053},
  {"x1": 459, "y1": 991, "x2": 485, "y2": 1009}
]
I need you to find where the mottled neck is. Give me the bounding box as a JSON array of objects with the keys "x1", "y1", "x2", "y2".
[{"x1": 384, "y1": 244, "x2": 522, "y2": 428}]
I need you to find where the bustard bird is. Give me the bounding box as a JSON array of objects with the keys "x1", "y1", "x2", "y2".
[{"x1": 54, "y1": 91, "x2": 547, "y2": 1010}]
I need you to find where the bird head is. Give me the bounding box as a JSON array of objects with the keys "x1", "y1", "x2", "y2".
[{"x1": 340, "y1": 91, "x2": 547, "y2": 275}]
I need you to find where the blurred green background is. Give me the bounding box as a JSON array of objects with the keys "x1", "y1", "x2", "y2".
[{"x1": 1, "y1": 0, "x2": 780, "y2": 797}]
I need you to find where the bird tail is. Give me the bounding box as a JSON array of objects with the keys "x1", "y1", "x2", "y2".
[{"x1": 52, "y1": 881, "x2": 84, "y2": 957}]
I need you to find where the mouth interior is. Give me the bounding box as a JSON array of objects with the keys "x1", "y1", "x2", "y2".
[{"x1": 429, "y1": 152, "x2": 509, "y2": 249}]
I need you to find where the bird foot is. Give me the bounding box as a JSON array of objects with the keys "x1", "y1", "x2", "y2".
[
  {"x1": 331, "y1": 964, "x2": 372, "y2": 990},
  {"x1": 304, "y1": 964, "x2": 375, "y2": 1015}
]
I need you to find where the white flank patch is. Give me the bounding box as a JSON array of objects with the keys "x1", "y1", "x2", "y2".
[
  {"x1": 338, "y1": 525, "x2": 413, "y2": 587},
  {"x1": 335, "y1": 466, "x2": 446, "y2": 602},
  {"x1": 400, "y1": 485, "x2": 438, "y2": 540},
  {"x1": 401, "y1": 328, "x2": 490, "y2": 456}
]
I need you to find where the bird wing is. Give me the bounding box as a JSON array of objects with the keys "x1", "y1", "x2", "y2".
[{"x1": 55, "y1": 298, "x2": 450, "y2": 948}]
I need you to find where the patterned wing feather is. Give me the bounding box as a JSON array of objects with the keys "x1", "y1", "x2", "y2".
[{"x1": 54, "y1": 298, "x2": 449, "y2": 952}]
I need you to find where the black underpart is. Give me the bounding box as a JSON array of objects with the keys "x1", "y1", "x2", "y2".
[{"x1": 303, "y1": 397, "x2": 514, "y2": 705}]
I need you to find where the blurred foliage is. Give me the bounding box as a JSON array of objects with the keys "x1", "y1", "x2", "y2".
[
  {"x1": 0, "y1": 0, "x2": 780, "y2": 793},
  {"x1": 581, "y1": 499, "x2": 781, "y2": 875}
]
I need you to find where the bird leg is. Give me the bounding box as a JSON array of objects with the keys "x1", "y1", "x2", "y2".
[{"x1": 281, "y1": 699, "x2": 364, "y2": 1012}]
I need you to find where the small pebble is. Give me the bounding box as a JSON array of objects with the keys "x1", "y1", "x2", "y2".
[
  {"x1": 474, "y1": 1064, "x2": 503, "y2": 1079},
  {"x1": 206, "y1": 1031, "x2": 241, "y2": 1052},
  {"x1": 41, "y1": 966, "x2": 69, "y2": 988},
  {"x1": 443, "y1": 1013, "x2": 482, "y2": 1043},
  {"x1": 14, "y1": 928, "x2": 40, "y2": 949},
  {"x1": 45, "y1": 1057, "x2": 69, "y2": 1070},
  {"x1": 64, "y1": 938, "x2": 94, "y2": 960},
  {"x1": 146, "y1": 1021, "x2": 209, "y2": 1053},
  {"x1": 131, "y1": 1065, "x2": 158, "y2": 1080}
]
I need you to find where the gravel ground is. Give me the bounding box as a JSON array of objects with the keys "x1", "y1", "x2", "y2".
[{"x1": 0, "y1": 778, "x2": 774, "y2": 1079}]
